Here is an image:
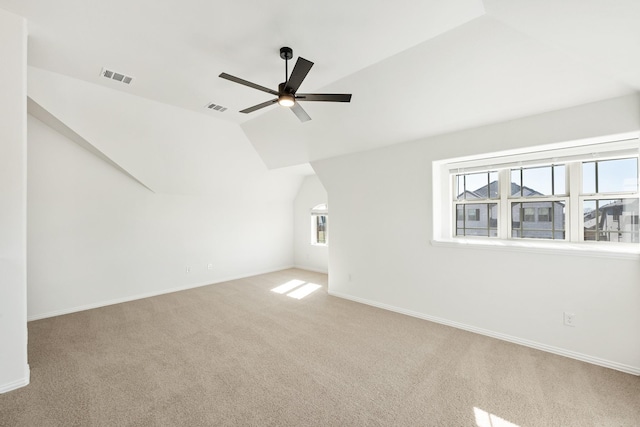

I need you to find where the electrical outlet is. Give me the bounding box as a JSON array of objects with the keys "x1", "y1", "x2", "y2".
[
  {"x1": 563, "y1": 312, "x2": 576, "y2": 327},
  {"x1": 207, "y1": 263, "x2": 213, "y2": 270},
  {"x1": 186, "y1": 266, "x2": 191, "y2": 273}
]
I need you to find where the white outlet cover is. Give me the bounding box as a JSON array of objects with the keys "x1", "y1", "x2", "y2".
[{"x1": 564, "y1": 312, "x2": 576, "y2": 327}]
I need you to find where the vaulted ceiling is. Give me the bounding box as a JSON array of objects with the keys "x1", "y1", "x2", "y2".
[{"x1": 2, "y1": 0, "x2": 639, "y2": 169}]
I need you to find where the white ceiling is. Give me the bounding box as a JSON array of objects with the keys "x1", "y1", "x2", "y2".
[{"x1": 2, "y1": 0, "x2": 639, "y2": 169}]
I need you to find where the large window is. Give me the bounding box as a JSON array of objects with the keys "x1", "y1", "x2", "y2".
[
  {"x1": 311, "y1": 204, "x2": 328, "y2": 246},
  {"x1": 441, "y1": 138, "x2": 639, "y2": 249}
]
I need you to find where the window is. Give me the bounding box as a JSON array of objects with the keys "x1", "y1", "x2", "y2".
[
  {"x1": 582, "y1": 157, "x2": 639, "y2": 243},
  {"x1": 315, "y1": 215, "x2": 327, "y2": 244},
  {"x1": 467, "y1": 208, "x2": 480, "y2": 221},
  {"x1": 456, "y1": 204, "x2": 498, "y2": 237},
  {"x1": 454, "y1": 171, "x2": 498, "y2": 237},
  {"x1": 511, "y1": 202, "x2": 565, "y2": 239},
  {"x1": 537, "y1": 207, "x2": 551, "y2": 222},
  {"x1": 523, "y1": 207, "x2": 536, "y2": 222},
  {"x1": 510, "y1": 165, "x2": 566, "y2": 197},
  {"x1": 311, "y1": 204, "x2": 328, "y2": 246},
  {"x1": 508, "y1": 164, "x2": 568, "y2": 240},
  {"x1": 436, "y1": 137, "x2": 640, "y2": 251}
]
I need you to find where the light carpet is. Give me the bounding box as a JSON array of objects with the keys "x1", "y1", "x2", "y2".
[{"x1": 1, "y1": 269, "x2": 638, "y2": 426}]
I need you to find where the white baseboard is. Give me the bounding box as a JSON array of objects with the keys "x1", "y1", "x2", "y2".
[
  {"x1": 328, "y1": 290, "x2": 640, "y2": 376},
  {"x1": 27, "y1": 265, "x2": 295, "y2": 321},
  {"x1": 0, "y1": 365, "x2": 30, "y2": 394},
  {"x1": 293, "y1": 264, "x2": 328, "y2": 274}
]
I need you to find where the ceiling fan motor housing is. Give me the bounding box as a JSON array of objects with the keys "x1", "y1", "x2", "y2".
[
  {"x1": 278, "y1": 82, "x2": 292, "y2": 94},
  {"x1": 280, "y1": 47, "x2": 293, "y2": 60}
]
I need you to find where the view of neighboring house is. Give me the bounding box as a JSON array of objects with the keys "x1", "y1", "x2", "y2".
[
  {"x1": 584, "y1": 199, "x2": 639, "y2": 243},
  {"x1": 457, "y1": 181, "x2": 571, "y2": 240},
  {"x1": 458, "y1": 176, "x2": 639, "y2": 242}
]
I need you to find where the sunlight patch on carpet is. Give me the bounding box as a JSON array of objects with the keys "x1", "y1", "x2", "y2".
[
  {"x1": 474, "y1": 407, "x2": 520, "y2": 427},
  {"x1": 287, "y1": 283, "x2": 322, "y2": 300},
  {"x1": 271, "y1": 279, "x2": 306, "y2": 294}
]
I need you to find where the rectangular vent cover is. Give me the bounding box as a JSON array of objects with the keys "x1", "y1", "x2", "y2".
[
  {"x1": 206, "y1": 103, "x2": 227, "y2": 112},
  {"x1": 101, "y1": 67, "x2": 133, "y2": 84}
]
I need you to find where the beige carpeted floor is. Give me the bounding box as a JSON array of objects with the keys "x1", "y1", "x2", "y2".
[{"x1": 1, "y1": 268, "x2": 638, "y2": 426}]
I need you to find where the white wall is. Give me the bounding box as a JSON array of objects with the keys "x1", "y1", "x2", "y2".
[
  {"x1": 27, "y1": 114, "x2": 298, "y2": 319},
  {"x1": 25, "y1": 67, "x2": 307, "y2": 320},
  {"x1": 293, "y1": 175, "x2": 328, "y2": 273},
  {"x1": 0, "y1": 9, "x2": 29, "y2": 393},
  {"x1": 25, "y1": 69, "x2": 308, "y2": 320},
  {"x1": 313, "y1": 94, "x2": 640, "y2": 374}
]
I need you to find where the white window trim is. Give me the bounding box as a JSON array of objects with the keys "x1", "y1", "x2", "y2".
[{"x1": 432, "y1": 133, "x2": 640, "y2": 258}]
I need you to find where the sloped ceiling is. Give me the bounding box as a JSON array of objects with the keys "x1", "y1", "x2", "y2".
[
  {"x1": 28, "y1": 67, "x2": 310, "y2": 199},
  {"x1": 2, "y1": 0, "x2": 639, "y2": 170}
]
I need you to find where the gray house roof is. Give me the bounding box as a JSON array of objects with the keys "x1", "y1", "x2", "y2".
[{"x1": 459, "y1": 181, "x2": 542, "y2": 200}]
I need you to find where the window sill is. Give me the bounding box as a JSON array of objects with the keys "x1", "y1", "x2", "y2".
[
  {"x1": 431, "y1": 238, "x2": 640, "y2": 259},
  {"x1": 310, "y1": 243, "x2": 328, "y2": 247}
]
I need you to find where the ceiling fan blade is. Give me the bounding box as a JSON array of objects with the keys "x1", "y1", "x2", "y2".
[
  {"x1": 290, "y1": 102, "x2": 311, "y2": 122},
  {"x1": 284, "y1": 57, "x2": 314, "y2": 94},
  {"x1": 219, "y1": 73, "x2": 279, "y2": 96},
  {"x1": 295, "y1": 93, "x2": 352, "y2": 103},
  {"x1": 240, "y1": 98, "x2": 278, "y2": 114}
]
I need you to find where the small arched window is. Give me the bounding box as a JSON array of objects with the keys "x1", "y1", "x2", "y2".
[{"x1": 310, "y1": 204, "x2": 328, "y2": 246}]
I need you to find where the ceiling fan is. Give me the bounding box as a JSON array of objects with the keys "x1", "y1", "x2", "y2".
[{"x1": 219, "y1": 47, "x2": 352, "y2": 122}]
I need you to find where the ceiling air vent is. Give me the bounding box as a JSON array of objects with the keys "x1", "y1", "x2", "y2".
[
  {"x1": 101, "y1": 67, "x2": 133, "y2": 85},
  {"x1": 206, "y1": 103, "x2": 227, "y2": 112}
]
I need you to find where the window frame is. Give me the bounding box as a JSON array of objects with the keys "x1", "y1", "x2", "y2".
[
  {"x1": 453, "y1": 170, "x2": 500, "y2": 238},
  {"x1": 507, "y1": 164, "x2": 570, "y2": 242},
  {"x1": 579, "y1": 195, "x2": 639, "y2": 243},
  {"x1": 433, "y1": 135, "x2": 640, "y2": 257},
  {"x1": 454, "y1": 202, "x2": 499, "y2": 237}
]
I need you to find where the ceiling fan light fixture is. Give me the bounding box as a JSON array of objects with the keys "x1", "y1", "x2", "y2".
[
  {"x1": 219, "y1": 47, "x2": 351, "y2": 121},
  {"x1": 278, "y1": 94, "x2": 295, "y2": 107}
]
